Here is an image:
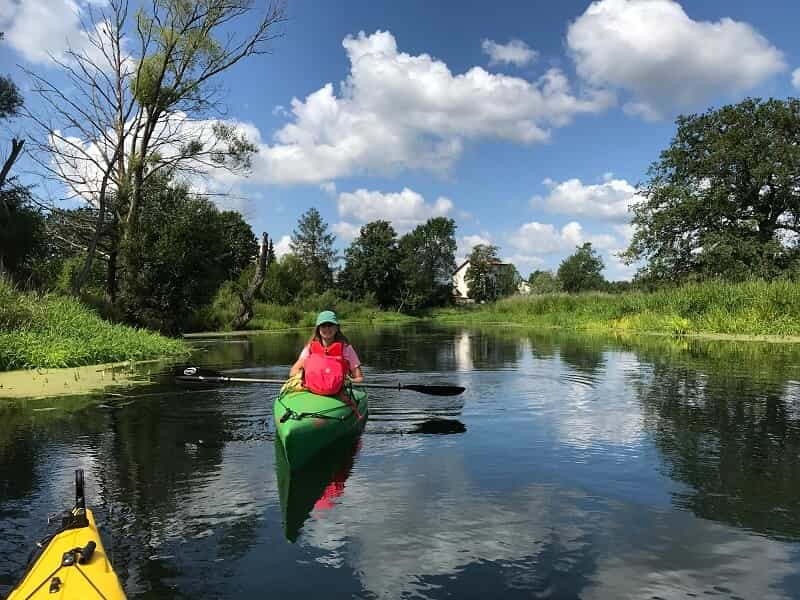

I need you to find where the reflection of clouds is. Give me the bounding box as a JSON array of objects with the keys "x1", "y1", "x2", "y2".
[
  {"x1": 300, "y1": 451, "x2": 557, "y2": 597},
  {"x1": 296, "y1": 449, "x2": 796, "y2": 599},
  {"x1": 586, "y1": 521, "x2": 797, "y2": 600},
  {"x1": 553, "y1": 352, "x2": 645, "y2": 450}
]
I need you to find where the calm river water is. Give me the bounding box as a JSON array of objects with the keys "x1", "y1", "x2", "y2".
[{"x1": 1, "y1": 323, "x2": 800, "y2": 599}]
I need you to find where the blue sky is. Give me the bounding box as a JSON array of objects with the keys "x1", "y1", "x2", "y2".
[{"x1": 2, "y1": 0, "x2": 800, "y2": 280}]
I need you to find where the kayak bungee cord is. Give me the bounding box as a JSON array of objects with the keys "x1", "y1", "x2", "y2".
[{"x1": 275, "y1": 382, "x2": 360, "y2": 423}]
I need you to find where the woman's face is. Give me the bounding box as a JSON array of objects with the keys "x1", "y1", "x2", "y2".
[{"x1": 318, "y1": 322, "x2": 337, "y2": 343}]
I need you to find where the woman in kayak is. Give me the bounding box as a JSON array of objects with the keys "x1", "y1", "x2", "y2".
[{"x1": 290, "y1": 311, "x2": 364, "y2": 393}]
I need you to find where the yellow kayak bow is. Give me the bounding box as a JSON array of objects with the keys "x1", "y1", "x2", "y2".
[{"x1": 7, "y1": 470, "x2": 126, "y2": 600}]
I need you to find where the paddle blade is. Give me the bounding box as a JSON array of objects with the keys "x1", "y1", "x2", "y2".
[
  {"x1": 173, "y1": 366, "x2": 226, "y2": 383},
  {"x1": 401, "y1": 384, "x2": 465, "y2": 396}
]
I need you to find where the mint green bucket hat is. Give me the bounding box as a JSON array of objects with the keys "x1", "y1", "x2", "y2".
[{"x1": 315, "y1": 310, "x2": 338, "y2": 326}]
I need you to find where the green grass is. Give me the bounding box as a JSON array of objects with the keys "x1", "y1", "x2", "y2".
[
  {"x1": 432, "y1": 280, "x2": 800, "y2": 337},
  {"x1": 0, "y1": 278, "x2": 189, "y2": 371}
]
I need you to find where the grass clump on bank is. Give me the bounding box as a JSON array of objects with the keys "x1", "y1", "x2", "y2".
[
  {"x1": 0, "y1": 278, "x2": 189, "y2": 371},
  {"x1": 432, "y1": 280, "x2": 800, "y2": 337}
]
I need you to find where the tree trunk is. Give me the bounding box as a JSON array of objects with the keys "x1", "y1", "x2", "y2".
[
  {"x1": 105, "y1": 214, "x2": 119, "y2": 304},
  {"x1": 0, "y1": 138, "x2": 24, "y2": 190},
  {"x1": 231, "y1": 232, "x2": 270, "y2": 330},
  {"x1": 72, "y1": 180, "x2": 110, "y2": 297}
]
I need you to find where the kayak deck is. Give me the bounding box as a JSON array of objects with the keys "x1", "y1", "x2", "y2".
[
  {"x1": 274, "y1": 386, "x2": 368, "y2": 471},
  {"x1": 8, "y1": 507, "x2": 125, "y2": 600}
]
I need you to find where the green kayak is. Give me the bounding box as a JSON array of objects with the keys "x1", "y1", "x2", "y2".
[{"x1": 273, "y1": 386, "x2": 368, "y2": 471}]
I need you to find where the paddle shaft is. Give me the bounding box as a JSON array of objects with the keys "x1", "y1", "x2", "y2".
[{"x1": 174, "y1": 368, "x2": 465, "y2": 396}]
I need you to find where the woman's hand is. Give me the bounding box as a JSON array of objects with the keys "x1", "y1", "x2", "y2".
[{"x1": 350, "y1": 366, "x2": 364, "y2": 383}]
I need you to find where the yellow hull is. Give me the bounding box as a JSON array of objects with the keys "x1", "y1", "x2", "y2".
[{"x1": 7, "y1": 507, "x2": 125, "y2": 599}]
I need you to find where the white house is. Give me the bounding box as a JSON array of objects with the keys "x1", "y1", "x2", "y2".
[{"x1": 452, "y1": 260, "x2": 530, "y2": 302}]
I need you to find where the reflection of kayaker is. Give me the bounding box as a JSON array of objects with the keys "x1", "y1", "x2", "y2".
[
  {"x1": 312, "y1": 438, "x2": 360, "y2": 511},
  {"x1": 276, "y1": 437, "x2": 361, "y2": 542},
  {"x1": 7, "y1": 469, "x2": 126, "y2": 599},
  {"x1": 276, "y1": 311, "x2": 369, "y2": 470}
]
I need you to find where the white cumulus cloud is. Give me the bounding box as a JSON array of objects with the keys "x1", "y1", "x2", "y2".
[
  {"x1": 481, "y1": 39, "x2": 538, "y2": 67},
  {"x1": 0, "y1": 0, "x2": 132, "y2": 70},
  {"x1": 509, "y1": 221, "x2": 618, "y2": 255},
  {"x1": 793, "y1": 68, "x2": 800, "y2": 90},
  {"x1": 534, "y1": 175, "x2": 642, "y2": 221},
  {"x1": 567, "y1": 0, "x2": 785, "y2": 120},
  {"x1": 273, "y1": 235, "x2": 292, "y2": 258},
  {"x1": 457, "y1": 233, "x2": 494, "y2": 262},
  {"x1": 335, "y1": 187, "x2": 454, "y2": 237},
  {"x1": 252, "y1": 30, "x2": 613, "y2": 184}
]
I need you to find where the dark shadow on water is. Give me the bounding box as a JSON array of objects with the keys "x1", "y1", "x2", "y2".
[
  {"x1": 275, "y1": 436, "x2": 361, "y2": 543},
  {"x1": 409, "y1": 418, "x2": 466, "y2": 435}
]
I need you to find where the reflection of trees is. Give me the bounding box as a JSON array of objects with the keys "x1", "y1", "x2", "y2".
[
  {"x1": 354, "y1": 324, "x2": 524, "y2": 373},
  {"x1": 0, "y1": 396, "x2": 102, "y2": 503},
  {"x1": 557, "y1": 337, "x2": 606, "y2": 378},
  {"x1": 96, "y1": 389, "x2": 257, "y2": 573},
  {"x1": 631, "y1": 359, "x2": 800, "y2": 539},
  {"x1": 525, "y1": 331, "x2": 606, "y2": 378}
]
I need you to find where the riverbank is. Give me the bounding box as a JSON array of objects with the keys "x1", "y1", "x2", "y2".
[
  {"x1": 0, "y1": 279, "x2": 188, "y2": 372},
  {"x1": 432, "y1": 279, "x2": 800, "y2": 338}
]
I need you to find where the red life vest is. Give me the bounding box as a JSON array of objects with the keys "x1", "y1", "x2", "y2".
[{"x1": 303, "y1": 340, "x2": 350, "y2": 396}]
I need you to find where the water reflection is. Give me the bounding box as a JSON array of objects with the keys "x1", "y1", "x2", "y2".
[
  {"x1": 2, "y1": 325, "x2": 800, "y2": 598},
  {"x1": 275, "y1": 437, "x2": 361, "y2": 542},
  {"x1": 627, "y1": 342, "x2": 800, "y2": 539}
]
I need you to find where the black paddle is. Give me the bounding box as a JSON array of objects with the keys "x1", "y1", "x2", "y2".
[{"x1": 174, "y1": 366, "x2": 466, "y2": 396}]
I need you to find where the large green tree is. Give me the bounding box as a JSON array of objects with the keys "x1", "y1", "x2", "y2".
[
  {"x1": 465, "y1": 244, "x2": 501, "y2": 303},
  {"x1": 290, "y1": 207, "x2": 337, "y2": 295},
  {"x1": 398, "y1": 217, "x2": 457, "y2": 311},
  {"x1": 123, "y1": 180, "x2": 257, "y2": 332},
  {"x1": 623, "y1": 97, "x2": 800, "y2": 282},
  {"x1": 338, "y1": 220, "x2": 401, "y2": 307},
  {"x1": 558, "y1": 242, "x2": 605, "y2": 293}
]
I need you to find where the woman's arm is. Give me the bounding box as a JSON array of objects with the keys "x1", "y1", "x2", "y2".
[
  {"x1": 349, "y1": 365, "x2": 364, "y2": 383},
  {"x1": 289, "y1": 356, "x2": 305, "y2": 376}
]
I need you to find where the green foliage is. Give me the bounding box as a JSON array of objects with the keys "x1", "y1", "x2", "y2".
[
  {"x1": 54, "y1": 255, "x2": 105, "y2": 297},
  {"x1": 528, "y1": 270, "x2": 561, "y2": 294},
  {"x1": 338, "y1": 220, "x2": 400, "y2": 308},
  {"x1": 0, "y1": 74, "x2": 23, "y2": 119},
  {"x1": 0, "y1": 278, "x2": 187, "y2": 371},
  {"x1": 558, "y1": 242, "x2": 606, "y2": 293},
  {"x1": 464, "y1": 244, "x2": 501, "y2": 303},
  {"x1": 0, "y1": 31, "x2": 23, "y2": 119},
  {"x1": 259, "y1": 254, "x2": 305, "y2": 305},
  {"x1": 433, "y1": 279, "x2": 800, "y2": 337},
  {"x1": 290, "y1": 208, "x2": 336, "y2": 295},
  {"x1": 624, "y1": 97, "x2": 800, "y2": 282},
  {"x1": 198, "y1": 278, "x2": 414, "y2": 333},
  {"x1": 496, "y1": 263, "x2": 522, "y2": 298},
  {"x1": 120, "y1": 181, "x2": 257, "y2": 333},
  {"x1": 0, "y1": 185, "x2": 48, "y2": 285},
  {"x1": 397, "y1": 217, "x2": 457, "y2": 311}
]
